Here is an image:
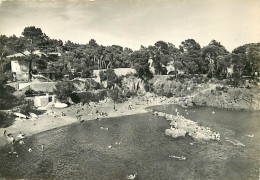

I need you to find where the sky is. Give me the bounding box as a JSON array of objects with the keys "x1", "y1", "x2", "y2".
[{"x1": 0, "y1": 0, "x2": 259, "y2": 51}]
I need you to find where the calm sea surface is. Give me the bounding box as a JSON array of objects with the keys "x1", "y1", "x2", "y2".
[{"x1": 0, "y1": 105, "x2": 259, "y2": 180}]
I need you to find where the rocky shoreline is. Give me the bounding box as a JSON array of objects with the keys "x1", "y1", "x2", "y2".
[
  {"x1": 152, "y1": 110, "x2": 220, "y2": 141},
  {"x1": 1, "y1": 85, "x2": 259, "y2": 147},
  {"x1": 0, "y1": 95, "x2": 174, "y2": 147},
  {"x1": 176, "y1": 86, "x2": 260, "y2": 111}
]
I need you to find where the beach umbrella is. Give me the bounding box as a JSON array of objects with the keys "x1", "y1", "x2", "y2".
[{"x1": 54, "y1": 103, "x2": 68, "y2": 108}]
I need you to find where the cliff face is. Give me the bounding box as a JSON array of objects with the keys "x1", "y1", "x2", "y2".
[
  {"x1": 190, "y1": 86, "x2": 260, "y2": 111},
  {"x1": 121, "y1": 76, "x2": 146, "y2": 94}
]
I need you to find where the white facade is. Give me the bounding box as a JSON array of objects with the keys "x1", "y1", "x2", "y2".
[
  {"x1": 34, "y1": 94, "x2": 56, "y2": 107},
  {"x1": 11, "y1": 60, "x2": 30, "y2": 81}
]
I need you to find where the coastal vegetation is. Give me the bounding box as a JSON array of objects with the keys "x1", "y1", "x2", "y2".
[
  {"x1": 0, "y1": 26, "x2": 260, "y2": 114},
  {"x1": 1, "y1": 26, "x2": 260, "y2": 81}
]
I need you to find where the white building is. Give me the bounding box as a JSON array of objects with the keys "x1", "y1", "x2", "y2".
[
  {"x1": 11, "y1": 60, "x2": 30, "y2": 81},
  {"x1": 34, "y1": 94, "x2": 56, "y2": 107}
]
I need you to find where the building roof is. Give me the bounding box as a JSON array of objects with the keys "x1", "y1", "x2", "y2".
[
  {"x1": 7, "y1": 51, "x2": 61, "y2": 58},
  {"x1": 7, "y1": 50, "x2": 44, "y2": 58}
]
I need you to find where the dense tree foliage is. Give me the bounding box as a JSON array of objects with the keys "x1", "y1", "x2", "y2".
[
  {"x1": 0, "y1": 26, "x2": 259, "y2": 85},
  {"x1": 202, "y1": 40, "x2": 230, "y2": 78},
  {"x1": 99, "y1": 68, "x2": 119, "y2": 88},
  {"x1": 233, "y1": 43, "x2": 260, "y2": 77},
  {"x1": 0, "y1": 69, "x2": 20, "y2": 109},
  {"x1": 179, "y1": 39, "x2": 202, "y2": 74},
  {"x1": 54, "y1": 81, "x2": 75, "y2": 102}
]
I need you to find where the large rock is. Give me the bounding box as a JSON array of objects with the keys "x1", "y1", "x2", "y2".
[
  {"x1": 165, "y1": 114, "x2": 174, "y2": 120},
  {"x1": 122, "y1": 76, "x2": 146, "y2": 94},
  {"x1": 158, "y1": 112, "x2": 166, "y2": 117},
  {"x1": 165, "y1": 129, "x2": 186, "y2": 138}
]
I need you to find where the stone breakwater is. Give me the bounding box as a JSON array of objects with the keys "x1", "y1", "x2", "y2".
[{"x1": 153, "y1": 111, "x2": 220, "y2": 141}]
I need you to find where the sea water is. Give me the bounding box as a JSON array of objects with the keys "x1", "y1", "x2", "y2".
[{"x1": 0, "y1": 105, "x2": 259, "y2": 180}]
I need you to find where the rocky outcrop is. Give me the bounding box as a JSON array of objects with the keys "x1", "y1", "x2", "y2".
[
  {"x1": 153, "y1": 111, "x2": 220, "y2": 141},
  {"x1": 121, "y1": 76, "x2": 146, "y2": 94},
  {"x1": 191, "y1": 87, "x2": 260, "y2": 111}
]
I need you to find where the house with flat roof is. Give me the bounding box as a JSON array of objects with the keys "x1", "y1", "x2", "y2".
[{"x1": 8, "y1": 50, "x2": 57, "y2": 82}]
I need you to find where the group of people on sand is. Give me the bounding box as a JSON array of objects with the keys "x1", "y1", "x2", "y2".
[
  {"x1": 170, "y1": 120, "x2": 178, "y2": 130},
  {"x1": 96, "y1": 110, "x2": 108, "y2": 117},
  {"x1": 191, "y1": 126, "x2": 220, "y2": 141},
  {"x1": 128, "y1": 104, "x2": 134, "y2": 110},
  {"x1": 174, "y1": 107, "x2": 221, "y2": 140},
  {"x1": 4, "y1": 130, "x2": 26, "y2": 144},
  {"x1": 3, "y1": 130, "x2": 46, "y2": 156}
]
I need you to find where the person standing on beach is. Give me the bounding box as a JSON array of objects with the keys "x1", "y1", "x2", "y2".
[
  {"x1": 174, "y1": 121, "x2": 178, "y2": 129},
  {"x1": 41, "y1": 144, "x2": 45, "y2": 151}
]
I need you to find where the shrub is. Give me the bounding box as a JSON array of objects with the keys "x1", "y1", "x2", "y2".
[
  {"x1": 25, "y1": 88, "x2": 42, "y2": 97},
  {"x1": 18, "y1": 99, "x2": 38, "y2": 116},
  {"x1": 215, "y1": 86, "x2": 222, "y2": 92},
  {"x1": 84, "y1": 79, "x2": 101, "y2": 90},
  {"x1": 165, "y1": 92, "x2": 173, "y2": 98},
  {"x1": 0, "y1": 85, "x2": 18, "y2": 110},
  {"x1": 70, "y1": 93, "x2": 81, "y2": 104},
  {"x1": 99, "y1": 70, "x2": 107, "y2": 82},
  {"x1": 108, "y1": 87, "x2": 126, "y2": 103},
  {"x1": 72, "y1": 90, "x2": 108, "y2": 104},
  {"x1": 77, "y1": 91, "x2": 93, "y2": 104},
  {"x1": 54, "y1": 81, "x2": 75, "y2": 103},
  {"x1": 92, "y1": 90, "x2": 107, "y2": 102},
  {"x1": 99, "y1": 69, "x2": 120, "y2": 89},
  {"x1": 82, "y1": 67, "x2": 93, "y2": 78}
]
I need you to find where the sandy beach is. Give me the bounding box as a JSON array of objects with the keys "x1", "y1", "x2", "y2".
[{"x1": 0, "y1": 95, "x2": 175, "y2": 147}]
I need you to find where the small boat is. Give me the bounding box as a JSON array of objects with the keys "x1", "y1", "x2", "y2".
[
  {"x1": 169, "y1": 155, "x2": 186, "y2": 160},
  {"x1": 29, "y1": 113, "x2": 39, "y2": 119},
  {"x1": 126, "y1": 173, "x2": 137, "y2": 179},
  {"x1": 246, "y1": 134, "x2": 254, "y2": 138},
  {"x1": 100, "y1": 127, "x2": 109, "y2": 130},
  {"x1": 13, "y1": 112, "x2": 28, "y2": 119}
]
